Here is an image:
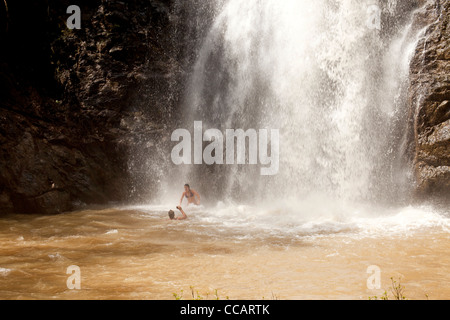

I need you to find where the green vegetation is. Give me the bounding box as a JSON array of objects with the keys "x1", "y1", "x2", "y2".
[{"x1": 369, "y1": 277, "x2": 408, "y2": 300}]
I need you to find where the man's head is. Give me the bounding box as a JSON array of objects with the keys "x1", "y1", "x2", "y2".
[{"x1": 168, "y1": 210, "x2": 175, "y2": 220}]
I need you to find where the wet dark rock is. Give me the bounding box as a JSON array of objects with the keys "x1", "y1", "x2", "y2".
[
  {"x1": 0, "y1": 0, "x2": 183, "y2": 214},
  {"x1": 408, "y1": 0, "x2": 450, "y2": 203}
]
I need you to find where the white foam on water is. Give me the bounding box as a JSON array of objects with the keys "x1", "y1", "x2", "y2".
[
  {"x1": 0, "y1": 267, "x2": 12, "y2": 276},
  {"x1": 127, "y1": 200, "x2": 449, "y2": 241},
  {"x1": 48, "y1": 253, "x2": 65, "y2": 260}
]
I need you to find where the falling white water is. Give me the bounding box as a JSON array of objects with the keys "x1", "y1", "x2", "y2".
[
  {"x1": 170, "y1": 0, "x2": 426, "y2": 207},
  {"x1": 147, "y1": 0, "x2": 450, "y2": 241}
]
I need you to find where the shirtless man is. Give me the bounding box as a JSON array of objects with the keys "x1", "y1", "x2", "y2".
[{"x1": 179, "y1": 184, "x2": 200, "y2": 206}]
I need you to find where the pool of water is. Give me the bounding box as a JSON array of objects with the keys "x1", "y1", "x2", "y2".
[{"x1": 0, "y1": 202, "x2": 448, "y2": 299}]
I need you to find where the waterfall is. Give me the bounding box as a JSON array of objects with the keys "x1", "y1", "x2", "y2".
[{"x1": 164, "y1": 0, "x2": 427, "y2": 208}]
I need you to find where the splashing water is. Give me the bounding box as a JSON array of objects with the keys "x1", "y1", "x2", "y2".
[{"x1": 156, "y1": 0, "x2": 448, "y2": 237}]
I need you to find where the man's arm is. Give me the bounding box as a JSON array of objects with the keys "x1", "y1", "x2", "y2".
[{"x1": 176, "y1": 206, "x2": 187, "y2": 220}]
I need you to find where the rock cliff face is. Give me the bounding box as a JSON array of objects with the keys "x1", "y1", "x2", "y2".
[
  {"x1": 408, "y1": 0, "x2": 450, "y2": 203},
  {"x1": 0, "y1": 0, "x2": 448, "y2": 214},
  {"x1": 0, "y1": 0, "x2": 185, "y2": 214}
]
